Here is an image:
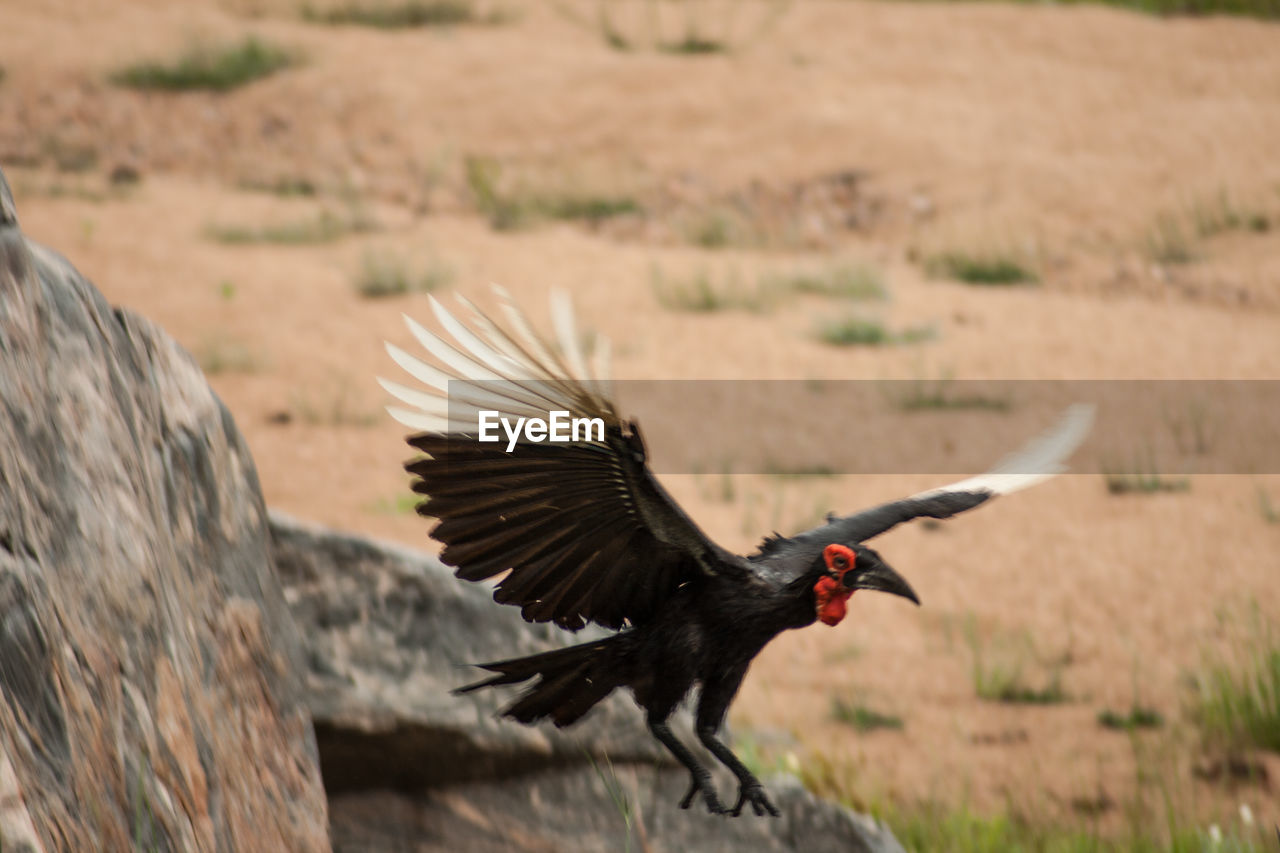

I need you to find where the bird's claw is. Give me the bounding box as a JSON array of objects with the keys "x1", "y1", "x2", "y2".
[
  {"x1": 731, "y1": 783, "x2": 780, "y2": 817},
  {"x1": 679, "y1": 775, "x2": 727, "y2": 815}
]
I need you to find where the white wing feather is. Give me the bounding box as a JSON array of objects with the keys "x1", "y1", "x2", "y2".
[
  {"x1": 380, "y1": 286, "x2": 615, "y2": 435},
  {"x1": 910, "y1": 404, "x2": 1095, "y2": 500}
]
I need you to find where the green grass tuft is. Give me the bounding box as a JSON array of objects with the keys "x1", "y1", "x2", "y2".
[
  {"x1": 111, "y1": 37, "x2": 295, "y2": 92},
  {"x1": 832, "y1": 698, "x2": 904, "y2": 732},
  {"x1": 239, "y1": 175, "x2": 319, "y2": 197},
  {"x1": 1260, "y1": 488, "x2": 1279, "y2": 524},
  {"x1": 1102, "y1": 455, "x2": 1190, "y2": 495},
  {"x1": 651, "y1": 267, "x2": 772, "y2": 314},
  {"x1": 892, "y1": 378, "x2": 1012, "y2": 412},
  {"x1": 892, "y1": 0, "x2": 1280, "y2": 21},
  {"x1": 1192, "y1": 608, "x2": 1280, "y2": 753},
  {"x1": 354, "y1": 250, "x2": 453, "y2": 298},
  {"x1": 817, "y1": 316, "x2": 935, "y2": 347},
  {"x1": 302, "y1": 0, "x2": 478, "y2": 27},
  {"x1": 965, "y1": 618, "x2": 1070, "y2": 705},
  {"x1": 205, "y1": 207, "x2": 376, "y2": 245},
  {"x1": 464, "y1": 156, "x2": 641, "y2": 230},
  {"x1": 762, "y1": 264, "x2": 887, "y2": 301},
  {"x1": 685, "y1": 207, "x2": 748, "y2": 248},
  {"x1": 926, "y1": 250, "x2": 1038, "y2": 285},
  {"x1": 1146, "y1": 214, "x2": 1196, "y2": 265},
  {"x1": 659, "y1": 35, "x2": 727, "y2": 55},
  {"x1": 882, "y1": 800, "x2": 1224, "y2": 853},
  {"x1": 1098, "y1": 706, "x2": 1164, "y2": 730}
]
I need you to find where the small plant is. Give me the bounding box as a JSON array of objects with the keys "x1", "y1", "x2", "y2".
[
  {"x1": 354, "y1": 250, "x2": 453, "y2": 298},
  {"x1": 685, "y1": 207, "x2": 748, "y2": 248},
  {"x1": 1164, "y1": 400, "x2": 1215, "y2": 455},
  {"x1": 658, "y1": 34, "x2": 727, "y2": 55},
  {"x1": 1191, "y1": 606, "x2": 1280, "y2": 753},
  {"x1": 1098, "y1": 706, "x2": 1164, "y2": 730},
  {"x1": 1260, "y1": 488, "x2": 1279, "y2": 524},
  {"x1": 761, "y1": 264, "x2": 887, "y2": 301},
  {"x1": 1102, "y1": 451, "x2": 1190, "y2": 495},
  {"x1": 1146, "y1": 214, "x2": 1196, "y2": 265},
  {"x1": 543, "y1": 195, "x2": 641, "y2": 223},
  {"x1": 585, "y1": 0, "x2": 791, "y2": 54},
  {"x1": 238, "y1": 175, "x2": 318, "y2": 197},
  {"x1": 111, "y1": 37, "x2": 295, "y2": 92},
  {"x1": 205, "y1": 207, "x2": 376, "y2": 245},
  {"x1": 965, "y1": 617, "x2": 1070, "y2": 705},
  {"x1": 301, "y1": 0, "x2": 480, "y2": 27},
  {"x1": 197, "y1": 335, "x2": 262, "y2": 375},
  {"x1": 463, "y1": 156, "x2": 640, "y2": 230},
  {"x1": 891, "y1": 377, "x2": 1011, "y2": 412},
  {"x1": 1188, "y1": 188, "x2": 1273, "y2": 238},
  {"x1": 816, "y1": 316, "x2": 934, "y2": 347},
  {"x1": 587, "y1": 752, "x2": 639, "y2": 853},
  {"x1": 926, "y1": 250, "x2": 1038, "y2": 286},
  {"x1": 651, "y1": 267, "x2": 772, "y2": 313},
  {"x1": 832, "y1": 698, "x2": 904, "y2": 732}
]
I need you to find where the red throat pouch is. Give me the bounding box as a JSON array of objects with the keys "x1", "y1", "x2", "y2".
[{"x1": 814, "y1": 576, "x2": 853, "y2": 626}]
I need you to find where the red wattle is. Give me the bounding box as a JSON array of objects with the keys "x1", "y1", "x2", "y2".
[{"x1": 814, "y1": 576, "x2": 852, "y2": 626}]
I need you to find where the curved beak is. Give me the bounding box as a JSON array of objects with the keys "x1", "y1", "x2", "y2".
[{"x1": 849, "y1": 559, "x2": 920, "y2": 606}]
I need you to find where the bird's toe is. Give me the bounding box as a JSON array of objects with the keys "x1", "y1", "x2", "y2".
[
  {"x1": 732, "y1": 784, "x2": 780, "y2": 818},
  {"x1": 680, "y1": 775, "x2": 726, "y2": 814}
]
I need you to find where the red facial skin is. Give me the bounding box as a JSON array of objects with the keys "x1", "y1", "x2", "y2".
[{"x1": 814, "y1": 543, "x2": 856, "y2": 626}]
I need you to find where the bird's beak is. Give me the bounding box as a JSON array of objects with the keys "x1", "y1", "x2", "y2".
[{"x1": 849, "y1": 559, "x2": 921, "y2": 606}]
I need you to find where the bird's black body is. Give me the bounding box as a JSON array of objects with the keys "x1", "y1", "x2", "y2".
[
  {"x1": 382, "y1": 292, "x2": 1089, "y2": 817},
  {"x1": 412, "y1": 421, "x2": 990, "y2": 816}
]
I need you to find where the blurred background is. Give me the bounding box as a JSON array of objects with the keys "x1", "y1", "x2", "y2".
[{"x1": 2, "y1": 0, "x2": 1278, "y2": 847}]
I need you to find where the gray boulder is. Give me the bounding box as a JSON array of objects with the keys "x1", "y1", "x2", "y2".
[
  {"x1": 0, "y1": 170, "x2": 330, "y2": 852},
  {"x1": 271, "y1": 513, "x2": 905, "y2": 853}
]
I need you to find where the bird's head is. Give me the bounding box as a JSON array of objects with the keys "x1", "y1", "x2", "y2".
[{"x1": 812, "y1": 543, "x2": 920, "y2": 627}]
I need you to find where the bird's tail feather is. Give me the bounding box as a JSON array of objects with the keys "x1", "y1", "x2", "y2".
[{"x1": 454, "y1": 637, "x2": 619, "y2": 728}]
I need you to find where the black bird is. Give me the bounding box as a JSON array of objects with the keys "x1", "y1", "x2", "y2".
[{"x1": 379, "y1": 289, "x2": 1093, "y2": 818}]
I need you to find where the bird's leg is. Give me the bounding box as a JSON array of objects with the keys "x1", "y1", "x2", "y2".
[
  {"x1": 646, "y1": 713, "x2": 726, "y2": 815},
  {"x1": 696, "y1": 672, "x2": 781, "y2": 818}
]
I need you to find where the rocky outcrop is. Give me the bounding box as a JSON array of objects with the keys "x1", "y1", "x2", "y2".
[
  {"x1": 271, "y1": 512, "x2": 905, "y2": 853},
  {"x1": 0, "y1": 170, "x2": 329, "y2": 851}
]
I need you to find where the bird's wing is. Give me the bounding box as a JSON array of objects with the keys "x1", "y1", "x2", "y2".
[
  {"x1": 757, "y1": 404, "x2": 1095, "y2": 557},
  {"x1": 381, "y1": 287, "x2": 751, "y2": 631}
]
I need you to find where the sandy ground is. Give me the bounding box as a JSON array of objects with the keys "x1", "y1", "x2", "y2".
[{"x1": 3, "y1": 0, "x2": 1279, "y2": 839}]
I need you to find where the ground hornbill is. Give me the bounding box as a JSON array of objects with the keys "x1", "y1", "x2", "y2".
[{"x1": 379, "y1": 288, "x2": 1093, "y2": 818}]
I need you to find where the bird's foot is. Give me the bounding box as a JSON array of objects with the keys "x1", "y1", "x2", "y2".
[
  {"x1": 679, "y1": 774, "x2": 727, "y2": 815},
  {"x1": 731, "y1": 783, "x2": 780, "y2": 818}
]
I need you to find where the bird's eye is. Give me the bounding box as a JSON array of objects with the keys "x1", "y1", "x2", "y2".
[{"x1": 832, "y1": 555, "x2": 848, "y2": 570}]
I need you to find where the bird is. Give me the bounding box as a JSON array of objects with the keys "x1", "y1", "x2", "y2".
[{"x1": 378, "y1": 287, "x2": 1093, "y2": 818}]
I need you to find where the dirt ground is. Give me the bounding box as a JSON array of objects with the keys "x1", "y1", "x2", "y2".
[{"x1": 3, "y1": 0, "x2": 1278, "y2": 840}]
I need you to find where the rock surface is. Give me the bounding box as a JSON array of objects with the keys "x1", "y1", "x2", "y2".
[
  {"x1": 0, "y1": 170, "x2": 330, "y2": 852},
  {"x1": 271, "y1": 512, "x2": 905, "y2": 853}
]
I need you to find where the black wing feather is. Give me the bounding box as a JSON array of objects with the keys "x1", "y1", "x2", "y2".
[{"x1": 407, "y1": 422, "x2": 749, "y2": 630}]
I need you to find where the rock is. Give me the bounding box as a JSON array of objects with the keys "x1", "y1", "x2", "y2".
[
  {"x1": 270, "y1": 513, "x2": 905, "y2": 853},
  {"x1": 329, "y1": 769, "x2": 905, "y2": 853},
  {"x1": 268, "y1": 511, "x2": 677, "y2": 794},
  {"x1": 0, "y1": 169, "x2": 329, "y2": 852}
]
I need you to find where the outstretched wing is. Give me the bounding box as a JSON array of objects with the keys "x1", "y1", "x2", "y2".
[
  {"x1": 755, "y1": 404, "x2": 1095, "y2": 561},
  {"x1": 381, "y1": 287, "x2": 748, "y2": 631}
]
